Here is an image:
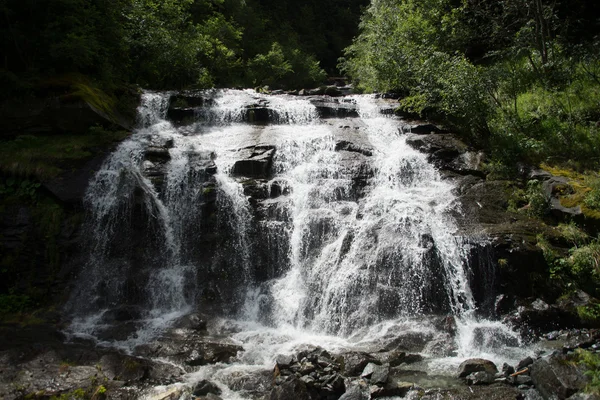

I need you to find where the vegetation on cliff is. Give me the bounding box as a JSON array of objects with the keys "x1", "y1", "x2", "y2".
[{"x1": 342, "y1": 0, "x2": 600, "y2": 170}]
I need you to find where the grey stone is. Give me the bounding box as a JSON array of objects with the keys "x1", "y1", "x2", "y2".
[
  {"x1": 457, "y1": 358, "x2": 498, "y2": 378},
  {"x1": 530, "y1": 351, "x2": 589, "y2": 399}
]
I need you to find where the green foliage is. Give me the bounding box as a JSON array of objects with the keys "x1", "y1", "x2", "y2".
[
  {"x1": 584, "y1": 178, "x2": 600, "y2": 210},
  {"x1": 577, "y1": 349, "x2": 600, "y2": 395},
  {"x1": 0, "y1": 292, "x2": 33, "y2": 314},
  {"x1": 541, "y1": 234, "x2": 600, "y2": 297},
  {"x1": 0, "y1": 127, "x2": 128, "y2": 179},
  {"x1": 0, "y1": 178, "x2": 40, "y2": 202},
  {"x1": 577, "y1": 304, "x2": 600, "y2": 325},
  {"x1": 525, "y1": 180, "x2": 550, "y2": 217},
  {"x1": 343, "y1": 0, "x2": 600, "y2": 168},
  {"x1": 2, "y1": 0, "x2": 363, "y2": 91},
  {"x1": 556, "y1": 222, "x2": 589, "y2": 247},
  {"x1": 247, "y1": 43, "x2": 326, "y2": 89}
]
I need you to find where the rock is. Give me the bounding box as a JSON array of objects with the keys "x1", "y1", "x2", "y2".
[
  {"x1": 501, "y1": 363, "x2": 515, "y2": 377},
  {"x1": 466, "y1": 371, "x2": 495, "y2": 385},
  {"x1": 507, "y1": 302, "x2": 582, "y2": 337},
  {"x1": 458, "y1": 358, "x2": 498, "y2": 378},
  {"x1": 370, "y1": 381, "x2": 414, "y2": 398},
  {"x1": 515, "y1": 375, "x2": 533, "y2": 385},
  {"x1": 517, "y1": 356, "x2": 534, "y2": 371},
  {"x1": 383, "y1": 331, "x2": 434, "y2": 352},
  {"x1": 202, "y1": 394, "x2": 223, "y2": 400},
  {"x1": 275, "y1": 354, "x2": 295, "y2": 368},
  {"x1": 400, "y1": 123, "x2": 443, "y2": 134},
  {"x1": 173, "y1": 313, "x2": 208, "y2": 331},
  {"x1": 269, "y1": 377, "x2": 311, "y2": 400},
  {"x1": 322, "y1": 373, "x2": 345, "y2": 394},
  {"x1": 340, "y1": 352, "x2": 381, "y2": 376},
  {"x1": 335, "y1": 140, "x2": 373, "y2": 156},
  {"x1": 232, "y1": 145, "x2": 276, "y2": 178},
  {"x1": 324, "y1": 86, "x2": 343, "y2": 97},
  {"x1": 361, "y1": 363, "x2": 389, "y2": 385},
  {"x1": 224, "y1": 369, "x2": 272, "y2": 397},
  {"x1": 530, "y1": 351, "x2": 589, "y2": 399},
  {"x1": 145, "y1": 146, "x2": 171, "y2": 161},
  {"x1": 192, "y1": 380, "x2": 222, "y2": 396},
  {"x1": 339, "y1": 384, "x2": 369, "y2": 400}
]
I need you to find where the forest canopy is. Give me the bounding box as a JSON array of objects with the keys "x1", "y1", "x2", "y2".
[
  {"x1": 0, "y1": 0, "x2": 367, "y2": 92},
  {"x1": 341, "y1": 0, "x2": 600, "y2": 169}
]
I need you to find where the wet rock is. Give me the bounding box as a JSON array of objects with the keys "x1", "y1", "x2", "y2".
[
  {"x1": 517, "y1": 356, "x2": 534, "y2": 371},
  {"x1": 384, "y1": 331, "x2": 434, "y2": 352},
  {"x1": 225, "y1": 369, "x2": 272, "y2": 397},
  {"x1": 466, "y1": 371, "x2": 495, "y2": 385},
  {"x1": 100, "y1": 305, "x2": 144, "y2": 322},
  {"x1": 400, "y1": 123, "x2": 443, "y2": 135},
  {"x1": 310, "y1": 98, "x2": 359, "y2": 118},
  {"x1": 340, "y1": 352, "x2": 381, "y2": 376},
  {"x1": 269, "y1": 376, "x2": 311, "y2": 400},
  {"x1": 172, "y1": 312, "x2": 208, "y2": 331},
  {"x1": 232, "y1": 145, "x2": 276, "y2": 178},
  {"x1": 275, "y1": 354, "x2": 295, "y2": 368},
  {"x1": 530, "y1": 351, "x2": 589, "y2": 399},
  {"x1": 135, "y1": 336, "x2": 243, "y2": 368},
  {"x1": 370, "y1": 381, "x2": 414, "y2": 398},
  {"x1": 515, "y1": 375, "x2": 533, "y2": 386},
  {"x1": 361, "y1": 363, "x2": 389, "y2": 385},
  {"x1": 322, "y1": 373, "x2": 345, "y2": 395},
  {"x1": 406, "y1": 133, "x2": 485, "y2": 177},
  {"x1": 457, "y1": 358, "x2": 498, "y2": 378},
  {"x1": 192, "y1": 380, "x2": 222, "y2": 396},
  {"x1": 99, "y1": 353, "x2": 183, "y2": 384},
  {"x1": 423, "y1": 333, "x2": 457, "y2": 357},
  {"x1": 339, "y1": 384, "x2": 369, "y2": 400},
  {"x1": 335, "y1": 140, "x2": 373, "y2": 156},
  {"x1": 185, "y1": 342, "x2": 243, "y2": 366},
  {"x1": 145, "y1": 146, "x2": 171, "y2": 161},
  {"x1": 506, "y1": 300, "x2": 582, "y2": 337},
  {"x1": 501, "y1": 363, "x2": 515, "y2": 377}
]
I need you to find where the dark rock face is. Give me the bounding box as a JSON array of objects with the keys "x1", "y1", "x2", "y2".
[
  {"x1": 232, "y1": 145, "x2": 276, "y2": 178},
  {"x1": 530, "y1": 352, "x2": 590, "y2": 399}
]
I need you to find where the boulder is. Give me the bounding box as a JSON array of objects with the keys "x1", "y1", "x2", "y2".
[
  {"x1": 192, "y1": 380, "x2": 222, "y2": 396},
  {"x1": 400, "y1": 123, "x2": 443, "y2": 135},
  {"x1": 361, "y1": 363, "x2": 389, "y2": 385},
  {"x1": 232, "y1": 145, "x2": 276, "y2": 178},
  {"x1": 457, "y1": 358, "x2": 498, "y2": 378},
  {"x1": 339, "y1": 352, "x2": 380, "y2": 376},
  {"x1": 466, "y1": 371, "x2": 495, "y2": 385},
  {"x1": 530, "y1": 351, "x2": 590, "y2": 399},
  {"x1": 339, "y1": 384, "x2": 369, "y2": 400},
  {"x1": 269, "y1": 377, "x2": 311, "y2": 400}
]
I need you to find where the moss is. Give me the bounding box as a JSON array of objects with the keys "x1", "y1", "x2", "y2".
[{"x1": 0, "y1": 127, "x2": 129, "y2": 179}]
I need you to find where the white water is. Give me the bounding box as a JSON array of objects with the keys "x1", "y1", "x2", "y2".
[{"x1": 67, "y1": 90, "x2": 533, "y2": 396}]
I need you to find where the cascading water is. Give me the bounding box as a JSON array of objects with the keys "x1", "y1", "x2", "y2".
[{"x1": 67, "y1": 89, "x2": 532, "y2": 397}]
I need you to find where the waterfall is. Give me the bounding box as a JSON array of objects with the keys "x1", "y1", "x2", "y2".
[{"x1": 67, "y1": 90, "x2": 524, "y2": 369}]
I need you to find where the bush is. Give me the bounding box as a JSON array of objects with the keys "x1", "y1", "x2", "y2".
[
  {"x1": 577, "y1": 349, "x2": 600, "y2": 395},
  {"x1": 525, "y1": 180, "x2": 550, "y2": 217}
]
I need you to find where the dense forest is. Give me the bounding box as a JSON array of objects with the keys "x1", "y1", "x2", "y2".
[
  {"x1": 342, "y1": 0, "x2": 600, "y2": 170},
  {"x1": 0, "y1": 0, "x2": 366, "y2": 92}
]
